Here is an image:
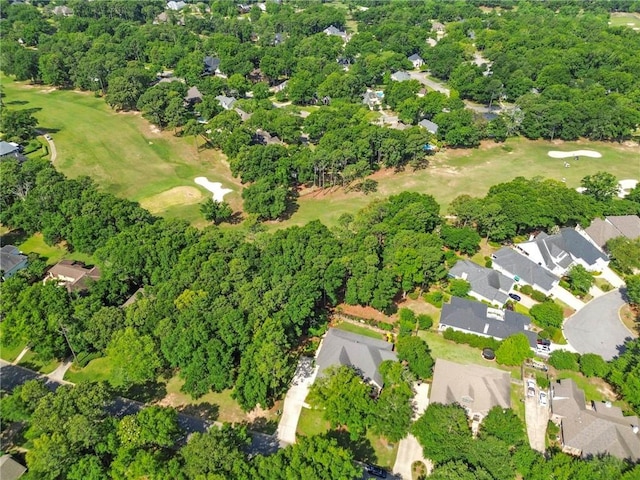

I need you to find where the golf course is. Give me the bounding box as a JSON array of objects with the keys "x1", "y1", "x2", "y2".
[{"x1": 2, "y1": 77, "x2": 639, "y2": 229}]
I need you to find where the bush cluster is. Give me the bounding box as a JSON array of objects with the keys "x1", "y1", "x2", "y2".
[{"x1": 443, "y1": 328, "x2": 502, "y2": 351}]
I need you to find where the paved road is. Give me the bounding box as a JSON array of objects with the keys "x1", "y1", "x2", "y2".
[
  {"x1": 0, "y1": 361, "x2": 280, "y2": 455},
  {"x1": 276, "y1": 356, "x2": 317, "y2": 445},
  {"x1": 564, "y1": 289, "x2": 635, "y2": 360}
]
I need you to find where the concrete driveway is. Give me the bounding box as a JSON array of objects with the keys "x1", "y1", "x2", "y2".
[
  {"x1": 600, "y1": 267, "x2": 625, "y2": 289},
  {"x1": 564, "y1": 289, "x2": 635, "y2": 360},
  {"x1": 549, "y1": 284, "x2": 585, "y2": 311},
  {"x1": 276, "y1": 357, "x2": 317, "y2": 445},
  {"x1": 523, "y1": 378, "x2": 549, "y2": 452}
]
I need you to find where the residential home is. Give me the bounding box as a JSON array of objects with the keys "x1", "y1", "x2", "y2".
[
  {"x1": 45, "y1": 260, "x2": 101, "y2": 293},
  {"x1": 238, "y1": 4, "x2": 251, "y2": 13},
  {"x1": 439, "y1": 296, "x2": 538, "y2": 348},
  {"x1": 0, "y1": 141, "x2": 26, "y2": 162},
  {"x1": 581, "y1": 215, "x2": 640, "y2": 250},
  {"x1": 51, "y1": 5, "x2": 73, "y2": 16},
  {"x1": 185, "y1": 86, "x2": 203, "y2": 104},
  {"x1": 273, "y1": 80, "x2": 288, "y2": 93},
  {"x1": 449, "y1": 259, "x2": 515, "y2": 306},
  {"x1": 551, "y1": 379, "x2": 640, "y2": 461},
  {"x1": 215, "y1": 95, "x2": 237, "y2": 111},
  {"x1": 273, "y1": 33, "x2": 284, "y2": 45},
  {"x1": 254, "y1": 129, "x2": 284, "y2": 146},
  {"x1": 362, "y1": 89, "x2": 381, "y2": 110},
  {"x1": 315, "y1": 328, "x2": 397, "y2": 392},
  {"x1": 204, "y1": 56, "x2": 222, "y2": 76},
  {"x1": 0, "y1": 245, "x2": 28, "y2": 280},
  {"x1": 234, "y1": 107, "x2": 252, "y2": 122},
  {"x1": 431, "y1": 21, "x2": 445, "y2": 33},
  {"x1": 491, "y1": 247, "x2": 559, "y2": 295},
  {"x1": 418, "y1": 119, "x2": 439, "y2": 134},
  {"x1": 167, "y1": 1, "x2": 187, "y2": 11},
  {"x1": 0, "y1": 455, "x2": 27, "y2": 480},
  {"x1": 323, "y1": 25, "x2": 350, "y2": 42},
  {"x1": 516, "y1": 228, "x2": 609, "y2": 275},
  {"x1": 408, "y1": 53, "x2": 424, "y2": 69},
  {"x1": 430, "y1": 359, "x2": 511, "y2": 422},
  {"x1": 390, "y1": 71, "x2": 412, "y2": 82},
  {"x1": 121, "y1": 287, "x2": 145, "y2": 308}
]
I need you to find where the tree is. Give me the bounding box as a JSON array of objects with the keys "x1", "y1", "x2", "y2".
[
  {"x1": 254, "y1": 435, "x2": 360, "y2": 480},
  {"x1": 495, "y1": 333, "x2": 532, "y2": 366},
  {"x1": 606, "y1": 238, "x2": 640, "y2": 275},
  {"x1": 548, "y1": 350, "x2": 580, "y2": 371},
  {"x1": 117, "y1": 406, "x2": 180, "y2": 450},
  {"x1": 1, "y1": 108, "x2": 38, "y2": 143},
  {"x1": 625, "y1": 274, "x2": 640, "y2": 305},
  {"x1": 579, "y1": 353, "x2": 609, "y2": 378},
  {"x1": 412, "y1": 403, "x2": 472, "y2": 464},
  {"x1": 449, "y1": 279, "x2": 471, "y2": 297},
  {"x1": 106, "y1": 327, "x2": 161, "y2": 388},
  {"x1": 440, "y1": 225, "x2": 481, "y2": 255},
  {"x1": 83, "y1": 306, "x2": 126, "y2": 352},
  {"x1": 529, "y1": 301, "x2": 564, "y2": 329},
  {"x1": 242, "y1": 178, "x2": 289, "y2": 220},
  {"x1": 397, "y1": 307, "x2": 417, "y2": 337},
  {"x1": 608, "y1": 338, "x2": 640, "y2": 411},
  {"x1": 200, "y1": 198, "x2": 233, "y2": 225},
  {"x1": 396, "y1": 336, "x2": 434, "y2": 379},
  {"x1": 581, "y1": 172, "x2": 619, "y2": 202},
  {"x1": 478, "y1": 406, "x2": 526, "y2": 446},
  {"x1": 371, "y1": 361, "x2": 414, "y2": 442},
  {"x1": 566, "y1": 264, "x2": 594, "y2": 296}
]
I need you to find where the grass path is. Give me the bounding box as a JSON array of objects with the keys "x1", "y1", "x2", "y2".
[{"x1": 0, "y1": 77, "x2": 243, "y2": 226}]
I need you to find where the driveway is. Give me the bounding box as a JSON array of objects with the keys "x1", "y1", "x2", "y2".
[
  {"x1": 393, "y1": 383, "x2": 432, "y2": 480},
  {"x1": 523, "y1": 378, "x2": 549, "y2": 452},
  {"x1": 600, "y1": 267, "x2": 625, "y2": 289},
  {"x1": 563, "y1": 289, "x2": 635, "y2": 360},
  {"x1": 275, "y1": 357, "x2": 317, "y2": 445},
  {"x1": 549, "y1": 284, "x2": 585, "y2": 311}
]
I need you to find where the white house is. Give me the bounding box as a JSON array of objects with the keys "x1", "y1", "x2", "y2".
[{"x1": 408, "y1": 53, "x2": 424, "y2": 69}]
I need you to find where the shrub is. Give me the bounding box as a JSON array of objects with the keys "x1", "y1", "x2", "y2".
[
  {"x1": 548, "y1": 350, "x2": 580, "y2": 371},
  {"x1": 531, "y1": 290, "x2": 548, "y2": 302},
  {"x1": 408, "y1": 291, "x2": 420, "y2": 300},
  {"x1": 398, "y1": 308, "x2": 416, "y2": 337},
  {"x1": 377, "y1": 321, "x2": 394, "y2": 331},
  {"x1": 579, "y1": 353, "x2": 610, "y2": 378},
  {"x1": 496, "y1": 333, "x2": 533, "y2": 366},
  {"x1": 484, "y1": 257, "x2": 492, "y2": 268},
  {"x1": 417, "y1": 314, "x2": 433, "y2": 330},
  {"x1": 397, "y1": 336, "x2": 434, "y2": 379},
  {"x1": 424, "y1": 291, "x2": 443, "y2": 307},
  {"x1": 443, "y1": 328, "x2": 502, "y2": 351},
  {"x1": 530, "y1": 301, "x2": 564, "y2": 329},
  {"x1": 520, "y1": 285, "x2": 533, "y2": 296},
  {"x1": 599, "y1": 282, "x2": 613, "y2": 292},
  {"x1": 536, "y1": 374, "x2": 550, "y2": 389},
  {"x1": 449, "y1": 278, "x2": 471, "y2": 297}
]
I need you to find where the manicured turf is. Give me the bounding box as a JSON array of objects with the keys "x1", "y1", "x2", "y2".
[
  {"x1": 609, "y1": 12, "x2": 640, "y2": 28},
  {"x1": 280, "y1": 137, "x2": 639, "y2": 229},
  {"x1": 0, "y1": 341, "x2": 27, "y2": 363},
  {"x1": 18, "y1": 350, "x2": 60, "y2": 374},
  {"x1": 296, "y1": 407, "x2": 331, "y2": 438},
  {"x1": 65, "y1": 356, "x2": 114, "y2": 383},
  {"x1": 17, "y1": 233, "x2": 96, "y2": 265},
  {"x1": 0, "y1": 77, "x2": 244, "y2": 225},
  {"x1": 334, "y1": 321, "x2": 386, "y2": 340}
]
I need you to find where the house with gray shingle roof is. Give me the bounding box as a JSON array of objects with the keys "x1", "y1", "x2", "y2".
[
  {"x1": 316, "y1": 328, "x2": 397, "y2": 391},
  {"x1": 551, "y1": 378, "x2": 640, "y2": 461},
  {"x1": 204, "y1": 56, "x2": 221, "y2": 75},
  {"x1": 390, "y1": 71, "x2": 412, "y2": 82},
  {"x1": 167, "y1": 1, "x2": 187, "y2": 11},
  {"x1": 517, "y1": 228, "x2": 609, "y2": 276},
  {"x1": 185, "y1": 86, "x2": 203, "y2": 104},
  {"x1": 215, "y1": 95, "x2": 236, "y2": 111},
  {"x1": 0, "y1": 245, "x2": 28, "y2": 280},
  {"x1": 418, "y1": 119, "x2": 439, "y2": 134},
  {"x1": 408, "y1": 53, "x2": 424, "y2": 69},
  {"x1": 449, "y1": 260, "x2": 514, "y2": 306},
  {"x1": 0, "y1": 141, "x2": 20, "y2": 158},
  {"x1": 323, "y1": 25, "x2": 349, "y2": 42},
  {"x1": 439, "y1": 296, "x2": 538, "y2": 348},
  {"x1": 430, "y1": 359, "x2": 511, "y2": 422},
  {"x1": 582, "y1": 215, "x2": 640, "y2": 250},
  {"x1": 491, "y1": 247, "x2": 559, "y2": 295}
]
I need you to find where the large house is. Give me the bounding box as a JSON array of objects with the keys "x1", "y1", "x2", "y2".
[
  {"x1": 408, "y1": 53, "x2": 424, "y2": 69},
  {"x1": 581, "y1": 215, "x2": 640, "y2": 250},
  {"x1": 0, "y1": 245, "x2": 28, "y2": 280},
  {"x1": 516, "y1": 228, "x2": 609, "y2": 276},
  {"x1": 204, "y1": 56, "x2": 221, "y2": 76},
  {"x1": 390, "y1": 71, "x2": 412, "y2": 82},
  {"x1": 316, "y1": 328, "x2": 397, "y2": 391},
  {"x1": 0, "y1": 141, "x2": 26, "y2": 162},
  {"x1": 430, "y1": 359, "x2": 511, "y2": 422},
  {"x1": 492, "y1": 247, "x2": 559, "y2": 295},
  {"x1": 45, "y1": 260, "x2": 101, "y2": 293},
  {"x1": 449, "y1": 260, "x2": 514, "y2": 306},
  {"x1": 439, "y1": 296, "x2": 538, "y2": 348},
  {"x1": 215, "y1": 95, "x2": 237, "y2": 111},
  {"x1": 166, "y1": 1, "x2": 187, "y2": 11},
  {"x1": 418, "y1": 119, "x2": 439, "y2": 134},
  {"x1": 551, "y1": 379, "x2": 640, "y2": 461},
  {"x1": 323, "y1": 25, "x2": 349, "y2": 42}
]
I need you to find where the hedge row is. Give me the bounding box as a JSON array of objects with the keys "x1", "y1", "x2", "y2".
[{"x1": 443, "y1": 328, "x2": 502, "y2": 351}]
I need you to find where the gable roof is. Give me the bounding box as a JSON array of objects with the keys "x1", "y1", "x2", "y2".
[
  {"x1": 0, "y1": 142, "x2": 19, "y2": 157},
  {"x1": 323, "y1": 25, "x2": 346, "y2": 36},
  {"x1": 316, "y1": 328, "x2": 396, "y2": 389},
  {"x1": 430, "y1": 359, "x2": 511, "y2": 417},
  {"x1": 450, "y1": 260, "x2": 514, "y2": 305},
  {"x1": 492, "y1": 247, "x2": 559, "y2": 291},
  {"x1": 185, "y1": 86, "x2": 203, "y2": 102},
  {"x1": 522, "y1": 229, "x2": 608, "y2": 270},
  {"x1": 167, "y1": 1, "x2": 187, "y2": 11},
  {"x1": 408, "y1": 53, "x2": 423, "y2": 62},
  {"x1": 390, "y1": 71, "x2": 412, "y2": 82},
  {"x1": 552, "y1": 379, "x2": 640, "y2": 461},
  {"x1": 47, "y1": 260, "x2": 101, "y2": 292},
  {"x1": 0, "y1": 455, "x2": 27, "y2": 480},
  {"x1": 215, "y1": 95, "x2": 236, "y2": 110},
  {"x1": 440, "y1": 296, "x2": 537, "y2": 347},
  {"x1": 204, "y1": 56, "x2": 220, "y2": 72},
  {"x1": 585, "y1": 215, "x2": 640, "y2": 248},
  {"x1": 418, "y1": 119, "x2": 439, "y2": 133},
  {"x1": 0, "y1": 244, "x2": 27, "y2": 276}
]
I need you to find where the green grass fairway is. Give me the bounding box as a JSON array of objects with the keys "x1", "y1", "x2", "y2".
[
  {"x1": 0, "y1": 77, "x2": 244, "y2": 225},
  {"x1": 609, "y1": 12, "x2": 640, "y2": 28},
  {"x1": 279, "y1": 137, "x2": 639, "y2": 229}
]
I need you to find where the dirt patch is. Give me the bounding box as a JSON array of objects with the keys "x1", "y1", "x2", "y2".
[
  {"x1": 396, "y1": 297, "x2": 440, "y2": 319},
  {"x1": 150, "y1": 124, "x2": 162, "y2": 134},
  {"x1": 156, "y1": 393, "x2": 181, "y2": 408},
  {"x1": 619, "y1": 304, "x2": 639, "y2": 335},
  {"x1": 140, "y1": 186, "x2": 204, "y2": 213},
  {"x1": 336, "y1": 303, "x2": 391, "y2": 323}
]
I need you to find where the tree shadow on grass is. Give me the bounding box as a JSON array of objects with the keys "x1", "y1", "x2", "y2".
[
  {"x1": 0, "y1": 229, "x2": 28, "y2": 247},
  {"x1": 326, "y1": 429, "x2": 377, "y2": 463},
  {"x1": 242, "y1": 417, "x2": 279, "y2": 435},
  {"x1": 177, "y1": 402, "x2": 219, "y2": 422},
  {"x1": 120, "y1": 380, "x2": 167, "y2": 403},
  {"x1": 5, "y1": 100, "x2": 29, "y2": 106}
]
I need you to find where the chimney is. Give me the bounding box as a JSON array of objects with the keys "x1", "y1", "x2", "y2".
[{"x1": 633, "y1": 425, "x2": 639, "y2": 435}]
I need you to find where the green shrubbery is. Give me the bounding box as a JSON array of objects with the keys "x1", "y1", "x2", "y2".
[
  {"x1": 548, "y1": 350, "x2": 580, "y2": 371},
  {"x1": 530, "y1": 301, "x2": 564, "y2": 328},
  {"x1": 417, "y1": 314, "x2": 433, "y2": 330},
  {"x1": 424, "y1": 291, "x2": 444, "y2": 307},
  {"x1": 443, "y1": 328, "x2": 502, "y2": 351}
]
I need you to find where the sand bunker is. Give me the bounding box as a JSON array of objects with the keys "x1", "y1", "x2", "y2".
[
  {"x1": 195, "y1": 177, "x2": 233, "y2": 202},
  {"x1": 618, "y1": 179, "x2": 638, "y2": 198},
  {"x1": 140, "y1": 186, "x2": 204, "y2": 213},
  {"x1": 548, "y1": 150, "x2": 602, "y2": 159}
]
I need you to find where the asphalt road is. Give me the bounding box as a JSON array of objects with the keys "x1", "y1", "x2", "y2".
[
  {"x1": 563, "y1": 289, "x2": 635, "y2": 361},
  {"x1": 0, "y1": 361, "x2": 280, "y2": 455}
]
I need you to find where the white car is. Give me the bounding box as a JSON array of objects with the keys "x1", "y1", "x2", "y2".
[
  {"x1": 526, "y1": 379, "x2": 536, "y2": 389},
  {"x1": 539, "y1": 391, "x2": 548, "y2": 406},
  {"x1": 44, "y1": 134, "x2": 52, "y2": 140}
]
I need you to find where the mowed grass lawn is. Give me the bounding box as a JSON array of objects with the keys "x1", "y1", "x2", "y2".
[
  {"x1": 0, "y1": 77, "x2": 244, "y2": 225},
  {"x1": 283, "y1": 137, "x2": 639, "y2": 229}
]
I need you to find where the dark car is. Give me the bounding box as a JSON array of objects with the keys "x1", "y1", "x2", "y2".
[
  {"x1": 509, "y1": 293, "x2": 522, "y2": 302},
  {"x1": 537, "y1": 338, "x2": 551, "y2": 346},
  {"x1": 365, "y1": 464, "x2": 387, "y2": 478}
]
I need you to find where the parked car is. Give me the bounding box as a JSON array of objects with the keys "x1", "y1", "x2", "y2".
[
  {"x1": 482, "y1": 348, "x2": 496, "y2": 361},
  {"x1": 539, "y1": 391, "x2": 548, "y2": 406},
  {"x1": 509, "y1": 293, "x2": 522, "y2": 302},
  {"x1": 526, "y1": 379, "x2": 536, "y2": 390},
  {"x1": 537, "y1": 338, "x2": 551, "y2": 346},
  {"x1": 44, "y1": 134, "x2": 52, "y2": 140},
  {"x1": 527, "y1": 386, "x2": 536, "y2": 397},
  {"x1": 365, "y1": 464, "x2": 387, "y2": 478}
]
